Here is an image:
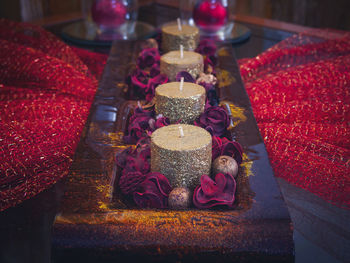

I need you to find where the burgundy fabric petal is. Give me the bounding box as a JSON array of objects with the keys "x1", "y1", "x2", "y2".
[
  {"x1": 137, "y1": 48, "x2": 160, "y2": 69},
  {"x1": 195, "y1": 39, "x2": 218, "y2": 71},
  {"x1": 126, "y1": 48, "x2": 162, "y2": 100},
  {"x1": 200, "y1": 175, "x2": 219, "y2": 196},
  {"x1": 212, "y1": 136, "x2": 222, "y2": 160},
  {"x1": 123, "y1": 107, "x2": 154, "y2": 144},
  {"x1": 130, "y1": 68, "x2": 149, "y2": 90},
  {"x1": 195, "y1": 39, "x2": 217, "y2": 57},
  {"x1": 133, "y1": 172, "x2": 172, "y2": 209},
  {"x1": 134, "y1": 136, "x2": 151, "y2": 160},
  {"x1": 115, "y1": 146, "x2": 133, "y2": 169},
  {"x1": 150, "y1": 63, "x2": 160, "y2": 78},
  {"x1": 175, "y1": 71, "x2": 196, "y2": 83},
  {"x1": 222, "y1": 139, "x2": 243, "y2": 164},
  {"x1": 195, "y1": 106, "x2": 229, "y2": 137},
  {"x1": 146, "y1": 74, "x2": 168, "y2": 102},
  {"x1": 119, "y1": 171, "x2": 146, "y2": 195},
  {"x1": 193, "y1": 173, "x2": 236, "y2": 209},
  {"x1": 149, "y1": 172, "x2": 172, "y2": 197},
  {"x1": 123, "y1": 154, "x2": 150, "y2": 176},
  {"x1": 211, "y1": 136, "x2": 243, "y2": 164},
  {"x1": 155, "y1": 115, "x2": 170, "y2": 129}
]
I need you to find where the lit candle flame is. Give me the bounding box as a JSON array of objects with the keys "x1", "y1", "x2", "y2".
[
  {"x1": 179, "y1": 77, "x2": 184, "y2": 91},
  {"x1": 178, "y1": 126, "x2": 184, "y2": 137},
  {"x1": 177, "y1": 18, "x2": 182, "y2": 31},
  {"x1": 137, "y1": 101, "x2": 142, "y2": 109}
]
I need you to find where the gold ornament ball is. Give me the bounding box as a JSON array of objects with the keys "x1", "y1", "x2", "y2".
[
  {"x1": 212, "y1": 155, "x2": 239, "y2": 178},
  {"x1": 168, "y1": 187, "x2": 191, "y2": 209}
]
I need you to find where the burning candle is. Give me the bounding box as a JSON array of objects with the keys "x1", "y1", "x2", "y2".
[
  {"x1": 161, "y1": 22, "x2": 199, "y2": 53},
  {"x1": 160, "y1": 50, "x2": 204, "y2": 81},
  {"x1": 155, "y1": 81, "x2": 206, "y2": 124},
  {"x1": 151, "y1": 124, "x2": 212, "y2": 190}
]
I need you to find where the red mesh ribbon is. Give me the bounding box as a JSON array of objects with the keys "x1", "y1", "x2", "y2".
[
  {"x1": 0, "y1": 19, "x2": 107, "y2": 211},
  {"x1": 239, "y1": 29, "x2": 350, "y2": 209}
]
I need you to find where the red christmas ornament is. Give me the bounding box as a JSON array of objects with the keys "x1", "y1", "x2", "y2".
[
  {"x1": 91, "y1": 0, "x2": 127, "y2": 28},
  {"x1": 193, "y1": 0, "x2": 228, "y2": 33}
]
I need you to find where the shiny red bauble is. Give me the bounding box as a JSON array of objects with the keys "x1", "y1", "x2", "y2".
[
  {"x1": 193, "y1": 0, "x2": 228, "y2": 33},
  {"x1": 91, "y1": 0, "x2": 127, "y2": 28}
]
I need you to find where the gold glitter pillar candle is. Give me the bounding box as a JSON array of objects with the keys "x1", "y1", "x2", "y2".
[
  {"x1": 151, "y1": 124, "x2": 212, "y2": 190},
  {"x1": 160, "y1": 50, "x2": 204, "y2": 81},
  {"x1": 155, "y1": 81, "x2": 206, "y2": 124},
  {"x1": 161, "y1": 23, "x2": 199, "y2": 53}
]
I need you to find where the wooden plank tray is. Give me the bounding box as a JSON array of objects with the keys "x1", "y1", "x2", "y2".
[{"x1": 52, "y1": 40, "x2": 294, "y2": 262}]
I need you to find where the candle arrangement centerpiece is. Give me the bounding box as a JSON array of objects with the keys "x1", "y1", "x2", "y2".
[{"x1": 116, "y1": 28, "x2": 243, "y2": 210}]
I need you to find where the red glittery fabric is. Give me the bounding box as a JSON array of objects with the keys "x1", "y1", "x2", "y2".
[
  {"x1": 0, "y1": 19, "x2": 107, "y2": 211},
  {"x1": 239, "y1": 29, "x2": 350, "y2": 209}
]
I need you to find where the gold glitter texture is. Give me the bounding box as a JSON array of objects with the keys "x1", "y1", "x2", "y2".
[
  {"x1": 155, "y1": 82, "x2": 206, "y2": 123},
  {"x1": 216, "y1": 69, "x2": 236, "y2": 87},
  {"x1": 160, "y1": 51, "x2": 204, "y2": 81},
  {"x1": 161, "y1": 24, "x2": 199, "y2": 53},
  {"x1": 220, "y1": 101, "x2": 247, "y2": 129},
  {"x1": 151, "y1": 124, "x2": 212, "y2": 190}
]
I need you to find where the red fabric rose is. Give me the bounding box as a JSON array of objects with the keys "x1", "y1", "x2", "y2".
[
  {"x1": 196, "y1": 39, "x2": 217, "y2": 57},
  {"x1": 119, "y1": 171, "x2": 147, "y2": 195},
  {"x1": 115, "y1": 146, "x2": 133, "y2": 169},
  {"x1": 130, "y1": 68, "x2": 149, "y2": 90},
  {"x1": 212, "y1": 136, "x2": 243, "y2": 164},
  {"x1": 134, "y1": 136, "x2": 151, "y2": 160},
  {"x1": 133, "y1": 172, "x2": 172, "y2": 209},
  {"x1": 154, "y1": 115, "x2": 170, "y2": 129},
  {"x1": 175, "y1": 71, "x2": 196, "y2": 83},
  {"x1": 145, "y1": 73, "x2": 168, "y2": 102},
  {"x1": 137, "y1": 48, "x2": 160, "y2": 69},
  {"x1": 123, "y1": 154, "x2": 150, "y2": 176},
  {"x1": 195, "y1": 106, "x2": 229, "y2": 136},
  {"x1": 193, "y1": 173, "x2": 236, "y2": 209},
  {"x1": 195, "y1": 39, "x2": 217, "y2": 70},
  {"x1": 117, "y1": 137, "x2": 152, "y2": 195},
  {"x1": 150, "y1": 63, "x2": 160, "y2": 78},
  {"x1": 123, "y1": 107, "x2": 154, "y2": 144}
]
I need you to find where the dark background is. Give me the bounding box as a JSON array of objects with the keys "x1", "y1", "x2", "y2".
[{"x1": 1, "y1": 0, "x2": 350, "y2": 30}]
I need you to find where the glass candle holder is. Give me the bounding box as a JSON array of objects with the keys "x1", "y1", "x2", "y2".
[
  {"x1": 90, "y1": 0, "x2": 138, "y2": 35},
  {"x1": 192, "y1": 0, "x2": 229, "y2": 35}
]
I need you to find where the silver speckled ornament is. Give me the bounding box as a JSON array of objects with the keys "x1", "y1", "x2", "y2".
[
  {"x1": 212, "y1": 155, "x2": 239, "y2": 178},
  {"x1": 168, "y1": 187, "x2": 191, "y2": 209}
]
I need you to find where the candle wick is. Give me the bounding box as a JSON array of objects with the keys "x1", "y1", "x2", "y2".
[
  {"x1": 179, "y1": 77, "x2": 184, "y2": 92},
  {"x1": 177, "y1": 17, "x2": 182, "y2": 31},
  {"x1": 178, "y1": 126, "x2": 184, "y2": 138},
  {"x1": 180, "y1": 45, "x2": 184, "y2": 59}
]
